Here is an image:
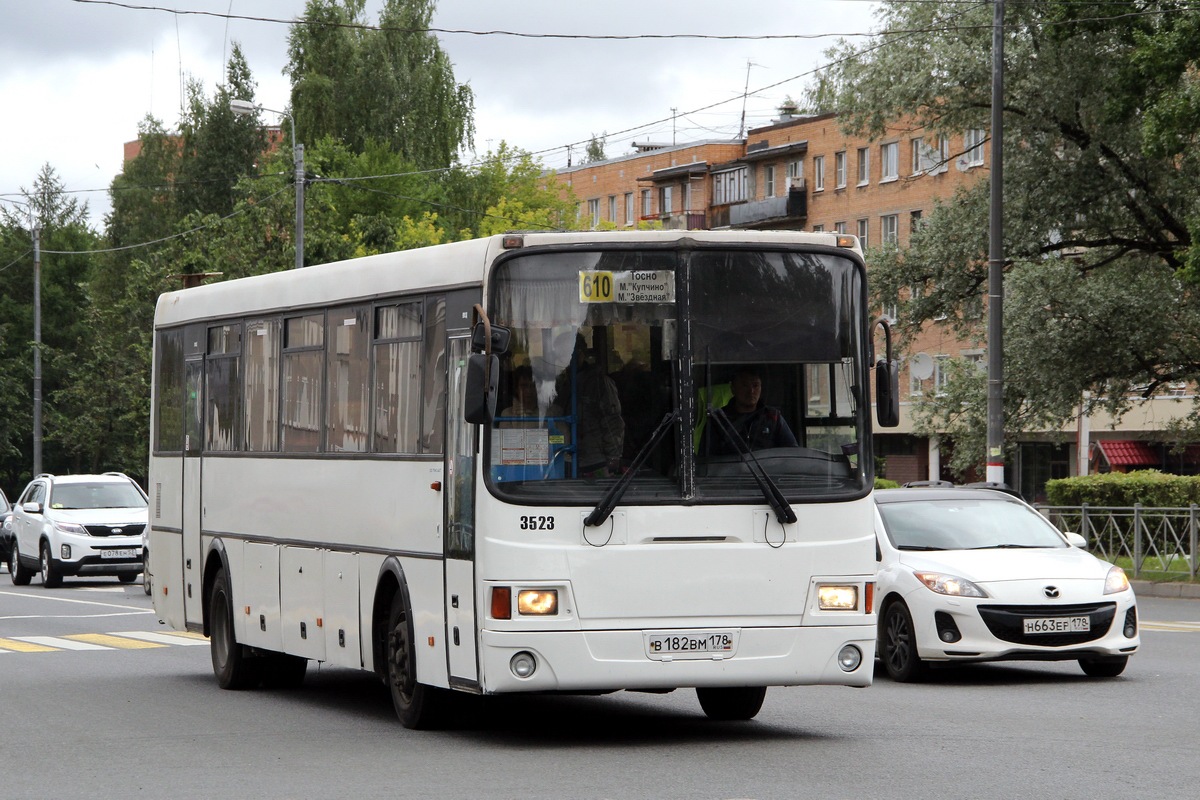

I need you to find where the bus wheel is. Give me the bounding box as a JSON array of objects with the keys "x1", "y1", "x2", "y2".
[
  {"x1": 210, "y1": 567, "x2": 261, "y2": 690},
  {"x1": 696, "y1": 686, "x2": 767, "y2": 721},
  {"x1": 386, "y1": 592, "x2": 439, "y2": 729}
]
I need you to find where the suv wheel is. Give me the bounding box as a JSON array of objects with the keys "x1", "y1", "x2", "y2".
[
  {"x1": 9, "y1": 540, "x2": 33, "y2": 586},
  {"x1": 40, "y1": 541, "x2": 63, "y2": 588}
]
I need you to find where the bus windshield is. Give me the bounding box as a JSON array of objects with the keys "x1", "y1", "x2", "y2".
[{"x1": 485, "y1": 245, "x2": 869, "y2": 505}]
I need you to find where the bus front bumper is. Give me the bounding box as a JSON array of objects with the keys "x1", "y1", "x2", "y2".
[{"x1": 477, "y1": 625, "x2": 875, "y2": 694}]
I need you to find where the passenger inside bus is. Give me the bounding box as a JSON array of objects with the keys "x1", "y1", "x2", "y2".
[
  {"x1": 499, "y1": 365, "x2": 539, "y2": 428},
  {"x1": 699, "y1": 365, "x2": 798, "y2": 456},
  {"x1": 550, "y1": 332, "x2": 624, "y2": 477}
]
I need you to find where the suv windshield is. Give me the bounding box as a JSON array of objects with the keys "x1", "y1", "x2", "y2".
[
  {"x1": 49, "y1": 482, "x2": 148, "y2": 511},
  {"x1": 483, "y1": 245, "x2": 870, "y2": 506}
]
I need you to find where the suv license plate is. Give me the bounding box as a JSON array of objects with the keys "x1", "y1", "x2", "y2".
[
  {"x1": 100, "y1": 548, "x2": 138, "y2": 560},
  {"x1": 645, "y1": 630, "x2": 737, "y2": 660},
  {"x1": 1023, "y1": 615, "x2": 1090, "y2": 635}
]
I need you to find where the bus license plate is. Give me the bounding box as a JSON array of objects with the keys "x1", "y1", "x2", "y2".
[
  {"x1": 100, "y1": 549, "x2": 138, "y2": 560},
  {"x1": 1023, "y1": 615, "x2": 1090, "y2": 635},
  {"x1": 645, "y1": 630, "x2": 737, "y2": 660}
]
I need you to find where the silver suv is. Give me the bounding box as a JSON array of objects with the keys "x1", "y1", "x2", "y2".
[{"x1": 9, "y1": 473, "x2": 147, "y2": 588}]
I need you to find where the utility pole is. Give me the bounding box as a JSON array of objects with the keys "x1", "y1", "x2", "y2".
[
  {"x1": 671, "y1": 107, "x2": 677, "y2": 145},
  {"x1": 986, "y1": 0, "x2": 1005, "y2": 485},
  {"x1": 32, "y1": 225, "x2": 42, "y2": 477}
]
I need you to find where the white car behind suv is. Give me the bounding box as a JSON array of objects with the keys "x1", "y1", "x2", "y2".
[{"x1": 9, "y1": 472, "x2": 147, "y2": 588}]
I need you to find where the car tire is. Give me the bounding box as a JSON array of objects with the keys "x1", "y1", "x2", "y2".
[
  {"x1": 696, "y1": 686, "x2": 767, "y2": 721},
  {"x1": 142, "y1": 560, "x2": 152, "y2": 596},
  {"x1": 9, "y1": 540, "x2": 33, "y2": 586},
  {"x1": 386, "y1": 591, "x2": 441, "y2": 729},
  {"x1": 210, "y1": 567, "x2": 262, "y2": 690},
  {"x1": 117, "y1": 573, "x2": 137, "y2": 584},
  {"x1": 1078, "y1": 655, "x2": 1128, "y2": 678},
  {"x1": 39, "y1": 541, "x2": 63, "y2": 588},
  {"x1": 881, "y1": 601, "x2": 929, "y2": 682}
]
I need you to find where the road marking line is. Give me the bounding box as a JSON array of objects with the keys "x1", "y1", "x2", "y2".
[
  {"x1": 111, "y1": 630, "x2": 209, "y2": 646},
  {"x1": 1142, "y1": 621, "x2": 1200, "y2": 632},
  {"x1": 0, "y1": 637, "x2": 58, "y2": 653},
  {"x1": 13, "y1": 635, "x2": 111, "y2": 651},
  {"x1": 0, "y1": 589, "x2": 151, "y2": 612},
  {"x1": 66, "y1": 633, "x2": 165, "y2": 649}
]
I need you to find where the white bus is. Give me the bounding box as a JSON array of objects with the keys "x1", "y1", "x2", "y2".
[{"x1": 148, "y1": 230, "x2": 899, "y2": 727}]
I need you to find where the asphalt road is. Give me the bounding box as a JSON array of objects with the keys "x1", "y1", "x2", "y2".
[{"x1": 2, "y1": 576, "x2": 1198, "y2": 800}]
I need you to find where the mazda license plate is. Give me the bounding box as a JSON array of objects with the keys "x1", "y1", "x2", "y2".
[{"x1": 1023, "y1": 615, "x2": 1090, "y2": 635}]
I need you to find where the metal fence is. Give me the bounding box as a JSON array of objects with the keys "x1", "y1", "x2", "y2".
[{"x1": 1035, "y1": 504, "x2": 1200, "y2": 580}]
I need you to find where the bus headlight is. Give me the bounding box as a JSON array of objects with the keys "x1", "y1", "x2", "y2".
[
  {"x1": 517, "y1": 589, "x2": 558, "y2": 616},
  {"x1": 818, "y1": 584, "x2": 859, "y2": 611}
]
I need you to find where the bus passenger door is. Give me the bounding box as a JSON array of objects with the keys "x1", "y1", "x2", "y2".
[
  {"x1": 444, "y1": 334, "x2": 479, "y2": 686},
  {"x1": 183, "y1": 359, "x2": 204, "y2": 626}
]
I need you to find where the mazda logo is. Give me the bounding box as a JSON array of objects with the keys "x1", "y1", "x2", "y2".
[{"x1": 1044, "y1": 586, "x2": 1060, "y2": 598}]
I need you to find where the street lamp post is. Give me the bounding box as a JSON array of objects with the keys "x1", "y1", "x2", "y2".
[{"x1": 231, "y1": 99, "x2": 304, "y2": 269}]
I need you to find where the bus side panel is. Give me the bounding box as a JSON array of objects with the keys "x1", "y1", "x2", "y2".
[
  {"x1": 324, "y1": 550, "x2": 361, "y2": 668},
  {"x1": 394, "y1": 556, "x2": 450, "y2": 690},
  {"x1": 281, "y1": 546, "x2": 326, "y2": 661},
  {"x1": 150, "y1": 528, "x2": 185, "y2": 630},
  {"x1": 241, "y1": 541, "x2": 282, "y2": 652}
]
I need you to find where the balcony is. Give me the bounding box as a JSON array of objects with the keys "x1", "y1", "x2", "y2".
[
  {"x1": 639, "y1": 212, "x2": 708, "y2": 230},
  {"x1": 728, "y1": 187, "x2": 808, "y2": 229}
]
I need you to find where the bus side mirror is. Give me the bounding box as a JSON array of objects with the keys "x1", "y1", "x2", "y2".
[
  {"x1": 471, "y1": 321, "x2": 510, "y2": 356},
  {"x1": 464, "y1": 353, "x2": 499, "y2": 425},
  {"x1": 875, "y1": 359, "x2": 899, "y2": 428}
]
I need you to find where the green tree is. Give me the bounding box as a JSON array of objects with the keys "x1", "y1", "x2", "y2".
[
  {"x1": 585, "y1": 132, "x2": 608, "y2": 164},
  {"x1": 286, "y1": 0, "x2": 474, "y2": 168},
  {"x1": 810, "y1": 1, "x2": 1200, "y2": 475}
]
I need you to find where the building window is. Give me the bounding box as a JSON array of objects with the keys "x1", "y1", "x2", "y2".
[
  {"x1": 857, "y1": 147, "x2": 870, "y2": 185},
  {"x1": 881, "y1": 142, "x2": 898, "y2": 182},
  {"x1": 764, "y1": 165, "x2": 776, "y2": 197},
  {"x1": 786, "y1": 159, "x2": 801, "y2": 188},
  {"x1": 881, "y1": 214, "x2": 899, "y2": 245},
  {"x1": 624, "y1": 192, "x2": 634, "y2": 225},
  {"x1": 964, "y1": 129, "x2": 986, "y2": 167},
  {"x1": 910, "y1": 209, "x2": 923, "y2": 231},
  {"x1": 684, "y1": 181, "x2": 693, "y2": 212},
  {"x1": 857, "y1": 218, "x2": 869, "y2": 248},
  {"x1": 812, "y1": 224, "x2": 824, "y2": 232},
  {"x1": 882, "y1": 296, "x2": 898, "y2": 323},
  {"x1": 934, "y1": 355, "x2": 951, "y2": 394},
  {"x1": 660, "y1": 185, "x2": 673, "y2": 215},
  {"x1": 912, "y1": 134, "x2": 950, "y2": 174},
  {"x1": 835, "y1": 151, "x2": 847, "y2": 188},
  {"x1": 834, "y1": 221, "x2": 847, "y2": 234},
  {"x1": 812, "y1": 155, "x2": 825, "y2": 191},
  {"x1": 608, "y1": 195, "x2": 617, "y2": 222},
  {"x1": 641, "y1": 189, "x2": 652, "y2": 218},
  {"x1": 588, "y1": 198, "x2": 600, "y2": 228},
  {"x1": 712, "y1": 167, "x2": 748, "y2": 204}
]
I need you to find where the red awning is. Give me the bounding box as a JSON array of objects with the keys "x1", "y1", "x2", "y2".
[{"x1": 1095, "y1": 440, "x2": 1159, "y2": 467}]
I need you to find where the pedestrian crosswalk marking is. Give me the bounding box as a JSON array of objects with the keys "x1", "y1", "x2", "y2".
[
  {"x1": 111, "y1": 630, "x2": 210, "y2": 646},
  {"x1": 67, "y1": 633, "x2": 166, "y2": 649},
  {"x1": 0, "y1": 630, "x2": 209, "y2": 653},
  {"x1": 0, "y1": 637, "x2": 57, "y2": 653}
]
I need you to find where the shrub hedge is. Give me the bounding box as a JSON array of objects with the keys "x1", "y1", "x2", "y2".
[{"x1": 1045, "y1": 470, "x2": 1200, "y2": 507}]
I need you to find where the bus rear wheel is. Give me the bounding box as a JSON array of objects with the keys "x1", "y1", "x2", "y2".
[
  {"x1": 696, "y1": 686, "x2": 767, "y2": 721},
  {"x1": 386, "y1": 592, "x2": 440, "y2": 729},
  {"x1": 210, "y1": 567, "x2": 261, "y2": 690}
]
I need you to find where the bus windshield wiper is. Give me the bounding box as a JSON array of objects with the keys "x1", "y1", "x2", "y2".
[
  {"x1": 706, "y1": 406, "x2": 798, "y2": 525},
  {"x1": 585, "y1": 410, "x2": 678, "y2": 528}
]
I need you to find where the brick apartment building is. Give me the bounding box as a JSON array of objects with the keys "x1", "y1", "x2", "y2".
[{"x1": 549, "y1": 111, "x2": 1196, "y2": 500}]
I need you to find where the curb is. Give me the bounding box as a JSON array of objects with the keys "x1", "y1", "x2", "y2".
[{"x1": 1130, "y1": 580, "x2": 1200, "y2": 600}]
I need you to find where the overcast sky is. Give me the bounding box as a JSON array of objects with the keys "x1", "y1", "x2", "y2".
[{"x1": 0, "y1": 0, "x2": 880, "y2": 229}]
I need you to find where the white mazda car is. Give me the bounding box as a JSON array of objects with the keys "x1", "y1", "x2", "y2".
[{"x1": 874, "y1": 487, "x2": 1139, "y2": 681}]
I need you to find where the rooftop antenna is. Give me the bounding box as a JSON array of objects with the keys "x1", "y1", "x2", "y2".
[{"x1": 738, "y1": 60, "x2": 760, "y2": 139}]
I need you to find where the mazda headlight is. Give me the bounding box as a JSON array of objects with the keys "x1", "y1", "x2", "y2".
[
  {"x1": 914, "y1": 571, "x2": 988, "y2": 598},
  {"x1": 1104, "y1": 566, "x2": 1131, "y2": 595}
]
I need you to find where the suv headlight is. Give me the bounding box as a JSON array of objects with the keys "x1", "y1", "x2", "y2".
[{"x1": 52, "y1": 520, "x2": 88, "y2": 535}]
